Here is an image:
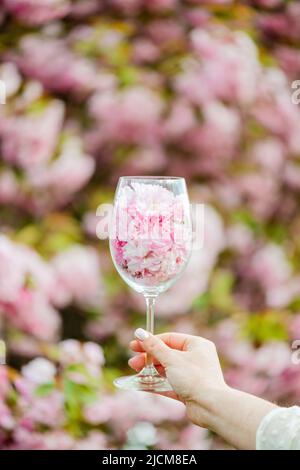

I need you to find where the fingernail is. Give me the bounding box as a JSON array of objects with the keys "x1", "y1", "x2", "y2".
[{"x1": 135, "y1": 328, "x2": 150, "y2": 341}]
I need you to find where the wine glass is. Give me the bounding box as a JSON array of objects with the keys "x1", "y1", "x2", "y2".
[{"x1": 109, "y1": 176, "x2": 192, "y2": 392}]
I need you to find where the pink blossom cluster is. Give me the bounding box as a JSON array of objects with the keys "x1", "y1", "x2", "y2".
[
  {"x1": 0, "y1": 343, "x2": 196, "y2": 450},
  {"x1": 132, "y1": 204, "x2": 225, "y2": 316},
  {"x1": 0, "y1": 235, "x2": 104, "y2": 340},
  {"x1": 10, "y1": 35, "x2": 100, "y2": 96},
  {"x1": 3, "y1": 0, "x2": 70, "y2": 26},
  {"x1": 0, "y1": 342, "x2": 105, "y2": 449},
  {"x1": 89, "y1": 87, "x2": 163, "y2": 146},
  {"x1": 214, "y1": 317, "x2": 300, "y2": 405},
  {"x1": 0, "y1": 95, "x2": 95, "y2": 213},
  {"x1": 0, "y1": 235, "x2": 60, "y2": 341},
  {"x1": 111, "y1": 183, "x2": 191, "y2": 288},
  {"x1": 2, "y1": 312, "x2": 300, "y2": 450},
  {"x1": 257, "y1": 2, "x2": 300, "y2": 43}
]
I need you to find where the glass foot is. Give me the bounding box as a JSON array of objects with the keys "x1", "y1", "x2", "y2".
[{"x1": 114, "y1": 366, "x2": 173, "y2": 392}]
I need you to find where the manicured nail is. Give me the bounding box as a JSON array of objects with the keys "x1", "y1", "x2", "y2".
[{"x1": 135, "y1": 328, "x2": 150, "y2": 341}]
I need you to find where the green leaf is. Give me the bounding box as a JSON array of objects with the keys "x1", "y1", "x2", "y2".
[
  {"x1": 118, "y1": 66, "x2": 139, "y2": 87},
  {"x1": 210, "y1": 269, "x2": 235, "y2": 312},
  {"x1": 35, "y1": 382, "x2": 55, "y2": 397},
  {"x1": 192, "y1": 292, "x2": 210, "y2": 310},
  {"x1": 102, "y1": 367, "x2": 123, "y2": 389},
  {"x1": 66, "y1": 381, "x2": 99, "y2": 406},
  {"x1": 66, "y1": 363, "x2": 88, "y2": 374},
  {"x1": 42, "y1": 233, "x2": 76, "y2": 255},
  {"x1": 265, "y1": 223, "x2": 287, "y2": 244},
  {"x1": 242, "y1": 312, "x2": 288, "y2": 344},
  {"x1": 104, "y1": 272, "x2": 124, "y2": 297},
  {"x1": 289, "y1": 296, "x2": 300, "y2": 312},
  {"x1": 231, "y1": 209, "x2": 262, "y2": 235},
  {"x1": 14, "y1": 225, "x2": 41, "y2": 246}
]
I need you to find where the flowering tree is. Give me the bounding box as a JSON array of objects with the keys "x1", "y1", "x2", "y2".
[{"x1": 0, "y1": 0, "x2": 300, "y2": 450}]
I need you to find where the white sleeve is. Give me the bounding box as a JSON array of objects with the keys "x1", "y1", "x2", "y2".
[{"x1": 256, "y1": 406, "x2": 300, "y2": 450}]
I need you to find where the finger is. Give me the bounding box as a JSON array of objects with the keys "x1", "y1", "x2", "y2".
[
  {"x1": 128, "y1": 353, "x2": 146, "y2": 370},
  {"x1": 128, "y1": 354, "x2": 165, "y2": 373},
  {"x1": 157, "y1": 333, "x2": 194, "y2": 351},
  {"x1": 129, "y1": 360, "x2": 166, "y2": 377},
  {"x1": 134, "y1": 329, "x2": 176, "y2": 367},
  {"x1": 129, "y1": 353, "x2": 160, "y2": 369},
  {"x1": 130, "y1": 332, "x2": 201, "y2": 353},
  {"x1": 129, "y1": 340, "x2": 145, "y2": 353}
]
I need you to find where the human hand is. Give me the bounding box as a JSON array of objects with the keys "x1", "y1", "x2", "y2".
[
  {"x1": 129, "y1": 329, "x2": 277, "y2": 448},
  {"x1": 129, "y1": 329, "x2": 227, "y2": 427}
]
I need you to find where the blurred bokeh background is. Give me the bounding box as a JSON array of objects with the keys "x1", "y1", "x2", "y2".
[{"x1": 1, "y1": 0, "x2": 300, "y2": 450}]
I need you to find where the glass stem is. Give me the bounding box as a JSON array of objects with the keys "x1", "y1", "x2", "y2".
[{"x1": 145, "y1": 295, "x2": 156, "y2": 368}]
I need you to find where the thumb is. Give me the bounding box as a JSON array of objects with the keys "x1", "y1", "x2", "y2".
[{"x1": 134, "y1": 328, "x2": 175, "y2": 367}]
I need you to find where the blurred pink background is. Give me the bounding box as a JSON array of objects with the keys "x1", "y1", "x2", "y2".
[{"x1": 1, "y1": 0, "x2": 300, "y2": 450}]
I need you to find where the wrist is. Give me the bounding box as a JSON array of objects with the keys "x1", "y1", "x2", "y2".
[
  {"x1": 200, "y1": 384, "x2": 234, "y2": 429},
  {"x1": 202, "y1": 386, "x2": 278, "y2": 449},
  {"x1": 186, "y1": 382, "x2": 231, "y2": 429},
  {"x1": 202, "y1": 385, "x2": 238, "y2": 431}
]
